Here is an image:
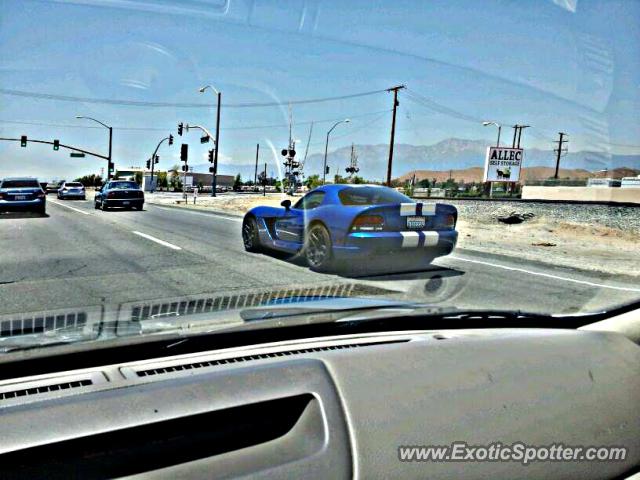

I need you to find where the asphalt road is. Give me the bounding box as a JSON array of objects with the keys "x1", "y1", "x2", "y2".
[{"x1": 0, "y1": 197, "x2": 638, "y2": 320}]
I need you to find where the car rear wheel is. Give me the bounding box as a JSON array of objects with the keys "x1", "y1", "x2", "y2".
[
  {"x1": 304, "y1": 223, "x2": 333, "y2": 272},
  {"x1": 242, "y1": 216, "x2": 261, "y2": 252},
  {"x1": 101, "y1": 200, "x2": 109, "y2": 211}
]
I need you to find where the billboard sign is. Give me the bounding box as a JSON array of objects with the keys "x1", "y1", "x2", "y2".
[{"x1": 483, "y1": 147, "x2": 523, "y2": 182}]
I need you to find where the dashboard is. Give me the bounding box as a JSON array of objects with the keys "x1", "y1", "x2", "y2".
[{"x1": 0, "y1": 324, "x2": 638, "y2": 479}]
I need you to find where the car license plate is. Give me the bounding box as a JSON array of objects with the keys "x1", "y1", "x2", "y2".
[
  {"x1": 406, "y1": 216, "x2": 425, "y2": 229},
  {"x1": 122, "y1": 201, "x2": 130, "y2": 205},
  {"x1": 15, "y1": 195, "x2": 27, "y2": 200}
]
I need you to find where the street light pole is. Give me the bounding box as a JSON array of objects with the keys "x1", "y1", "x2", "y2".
[
  {"x1": 213, "y1": 91, "x2": 221, "y2": 197},
  {"x1": 199, "y1": 85, "x2": 221, "y2": 197},
  {"x1": 76, "y1": 116, "x2": 113, "y2": 179},
  {"x1": 482, "y1": 121, "x2": 502, "y2": 147},
  {"x1": 322, "y1": 119, "x2": 350, "y2": 185}
]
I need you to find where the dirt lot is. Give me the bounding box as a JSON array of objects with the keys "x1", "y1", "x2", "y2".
[{"x1": 145, "y1": 193, "x2": 640, "y2": 278}]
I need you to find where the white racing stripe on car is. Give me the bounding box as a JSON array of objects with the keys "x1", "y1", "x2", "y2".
[
  {"x1": 420, "y1": 203, "x2": 437, "y2": 216},
  {"x1": 422, "y1": 231, "x2": 439, "y2": 246},
  {"x1": 400, "y1": 203, "x2": 417, "y2": 216},
  {"x1": 132, "y1": 231, "x2": 182, "y2": 250},
  {"x1": 400, "y1": 231, "x2": 420, "y2": 248},
  {"x1": 48, "y1": 199, "x2": 90, "y2": 215}
]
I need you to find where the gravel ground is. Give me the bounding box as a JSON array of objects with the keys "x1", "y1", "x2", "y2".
[{"x1": 443, "y1": 200, "x2": 640, "y2": 234}]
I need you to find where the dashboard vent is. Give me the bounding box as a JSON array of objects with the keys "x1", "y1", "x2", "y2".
[
  {"x1": 133, "y1": 339, "x2": 408, "y2": 378},
  {"x1": 0, "y1": 311, "x2": 87, "y2": 338},
  {"x1": 0, "y1": 379, "x2": 92, "y2": 400},
  {"x1": 0, "y1": 371, "x2": 107, "y2": 406}
]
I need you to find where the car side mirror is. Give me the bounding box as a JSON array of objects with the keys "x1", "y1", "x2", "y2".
[{"x1": 281, "y1": 199, "x2": 292, "y2": 210}]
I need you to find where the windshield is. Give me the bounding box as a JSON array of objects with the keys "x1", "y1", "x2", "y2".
[
  {"x1": 0, "y1": 0, "x2": 638, "y2": 356},
  {"x1": 1, "y1": 179, "x2": 40, "y2": 188}
]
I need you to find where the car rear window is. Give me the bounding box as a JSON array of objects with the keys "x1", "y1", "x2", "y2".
[
  {"x1": 338, "y1": 187, "x2": 412, "y2": 206},
  {"x1": 110, "y1": 182, "x2": 139, "y2": 189},
  {"x1": 1, "y1": 179, "x2": 41, "y2": 188},
  {"x1": 65, "y1": 183, "x2": 83, "y2": 187}
]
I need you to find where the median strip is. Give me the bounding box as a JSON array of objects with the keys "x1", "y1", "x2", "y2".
[
  {"x1": 48, "y1": 199, "x2": 90, "y2": 215},
  {"x1": 132, "y1": 231, "x2": 182, "y2": 250}
]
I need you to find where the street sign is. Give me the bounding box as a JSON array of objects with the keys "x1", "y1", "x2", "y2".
[
  {"x1": 483, "y1": 147, "x2": 523, "y2": 182},
  {"x1": 200, "y1": 135, "x2": 210, "y2": 144},
  {"x1": 180, "y1": 143, "x2": 188, "y2": 161},
  {"x1": 70, "y1": 152, "x2": 85, "y2": 158}
]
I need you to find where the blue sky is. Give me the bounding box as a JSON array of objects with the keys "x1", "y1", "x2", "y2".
[{"x1": 0, "y1": 0, "x2": 638, "y2": 180}]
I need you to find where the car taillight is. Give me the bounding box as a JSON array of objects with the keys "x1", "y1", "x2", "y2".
[
  {"x1": 108, "y1": 191, "x2": 116, "y2": 198},
  {"x1": 37, "y1": 191, "x2": 46, "y2": 198},
  {"x1": 351, "y1": 214, "x2": 384, "y2": 231},
  {"x1": 0, "y1": 192, "x2": 5, "y2": 200},
  {"x1": 439, "y1": 214, "x2": 455, "y2": 229}
]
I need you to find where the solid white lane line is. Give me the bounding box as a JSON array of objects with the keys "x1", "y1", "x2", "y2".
[
  {"x1": 132, "y1": 231, "x2": 182, "y2": 250},
  {"x1": 48, "y1": 199, "x2": 90, "y2": 215},
  {"x1": 151, "y1": 205, "x2": 243, "y2": 222},
  {"x1": 448, "y1": 255, "x2": 640, "y2": 293}
]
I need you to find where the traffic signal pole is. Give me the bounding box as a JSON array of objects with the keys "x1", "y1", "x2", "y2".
[
  {"x1": 184, "y1": 124, "x2": 216, "y2": 195},
  {"x1": 149, "y1": 135, "x2": 172, "y2": 192},
  {"x1": 0, "y1": 137, "x2": 108, "y2": 160}
]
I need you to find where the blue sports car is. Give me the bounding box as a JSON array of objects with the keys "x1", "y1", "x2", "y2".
[{"x1": 242, "y1": 184, "x2": 458, "y2": 272}]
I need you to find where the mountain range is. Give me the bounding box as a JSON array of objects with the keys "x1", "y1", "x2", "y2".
[{"x1": 194, "y1": 138, "x2": 640, "y2": 181}]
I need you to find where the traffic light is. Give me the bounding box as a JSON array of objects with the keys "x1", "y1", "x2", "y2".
[
  {"x1": 53, "y1": 139, "x2": 60, "y2": 151},
  {"x1": 181, "y1": 165, "x2": 188, "y2": 172},
  {"x1": 155, "y1": 155, "x2": 159, "y2": 164},
  {"x1": 177, "y1": 122, "x2": 183, "y2": 136},
  {"x1": 209, "y1": 167, "x2": 215, "y2": 173},
  {"x1": 180, "y1": 143, "x2": 188, "y2": 162},
  {"x1": 146, "y1": 159, "x2": 151, "y2": 169},
  {"x1": 20, "y1": 135, "x2": 27, "y2": 147},
  {"x1": 208, "y1": 149, "x2": 214, "y2": 163},
  {"x1": 108, "y1": 161, "x2": 115, "y2": 171},
  {"x1": 168, "y1": 134, "x2": 174, "y2": 145},
  {"x1": 325, "y1": 165, "x2": 330, "y2": 174}
]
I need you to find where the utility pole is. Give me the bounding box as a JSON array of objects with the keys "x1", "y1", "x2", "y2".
[
  {"x1": 386, "y1": 85, "x2": 405, "y2": 186},
  {"x1": 263, "y1": 162, "x2": 267, "y2": 197},
  {"x1": 511, "y1": 125, "x2": 530, "y2": 148},
  {"x1": 553, "y1": 132, "x2": 568, "y2": 179},
  {"x1": 107, "y1": 127, "x2": 113, "y2": 180},
  {"x1": 254, "y1": 143, "x2": 259, "y2": 191}
]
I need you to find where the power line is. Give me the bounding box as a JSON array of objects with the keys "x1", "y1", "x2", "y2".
[
  {"x1": 0, "y1": 87, "x2": 389, "y2": 109},
  {"x1": 0, "y1": 109, "x2": 392, "y2": 133},
  {"x1": 404, "y1": 89, "x2": 483, "y2": 124}
]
